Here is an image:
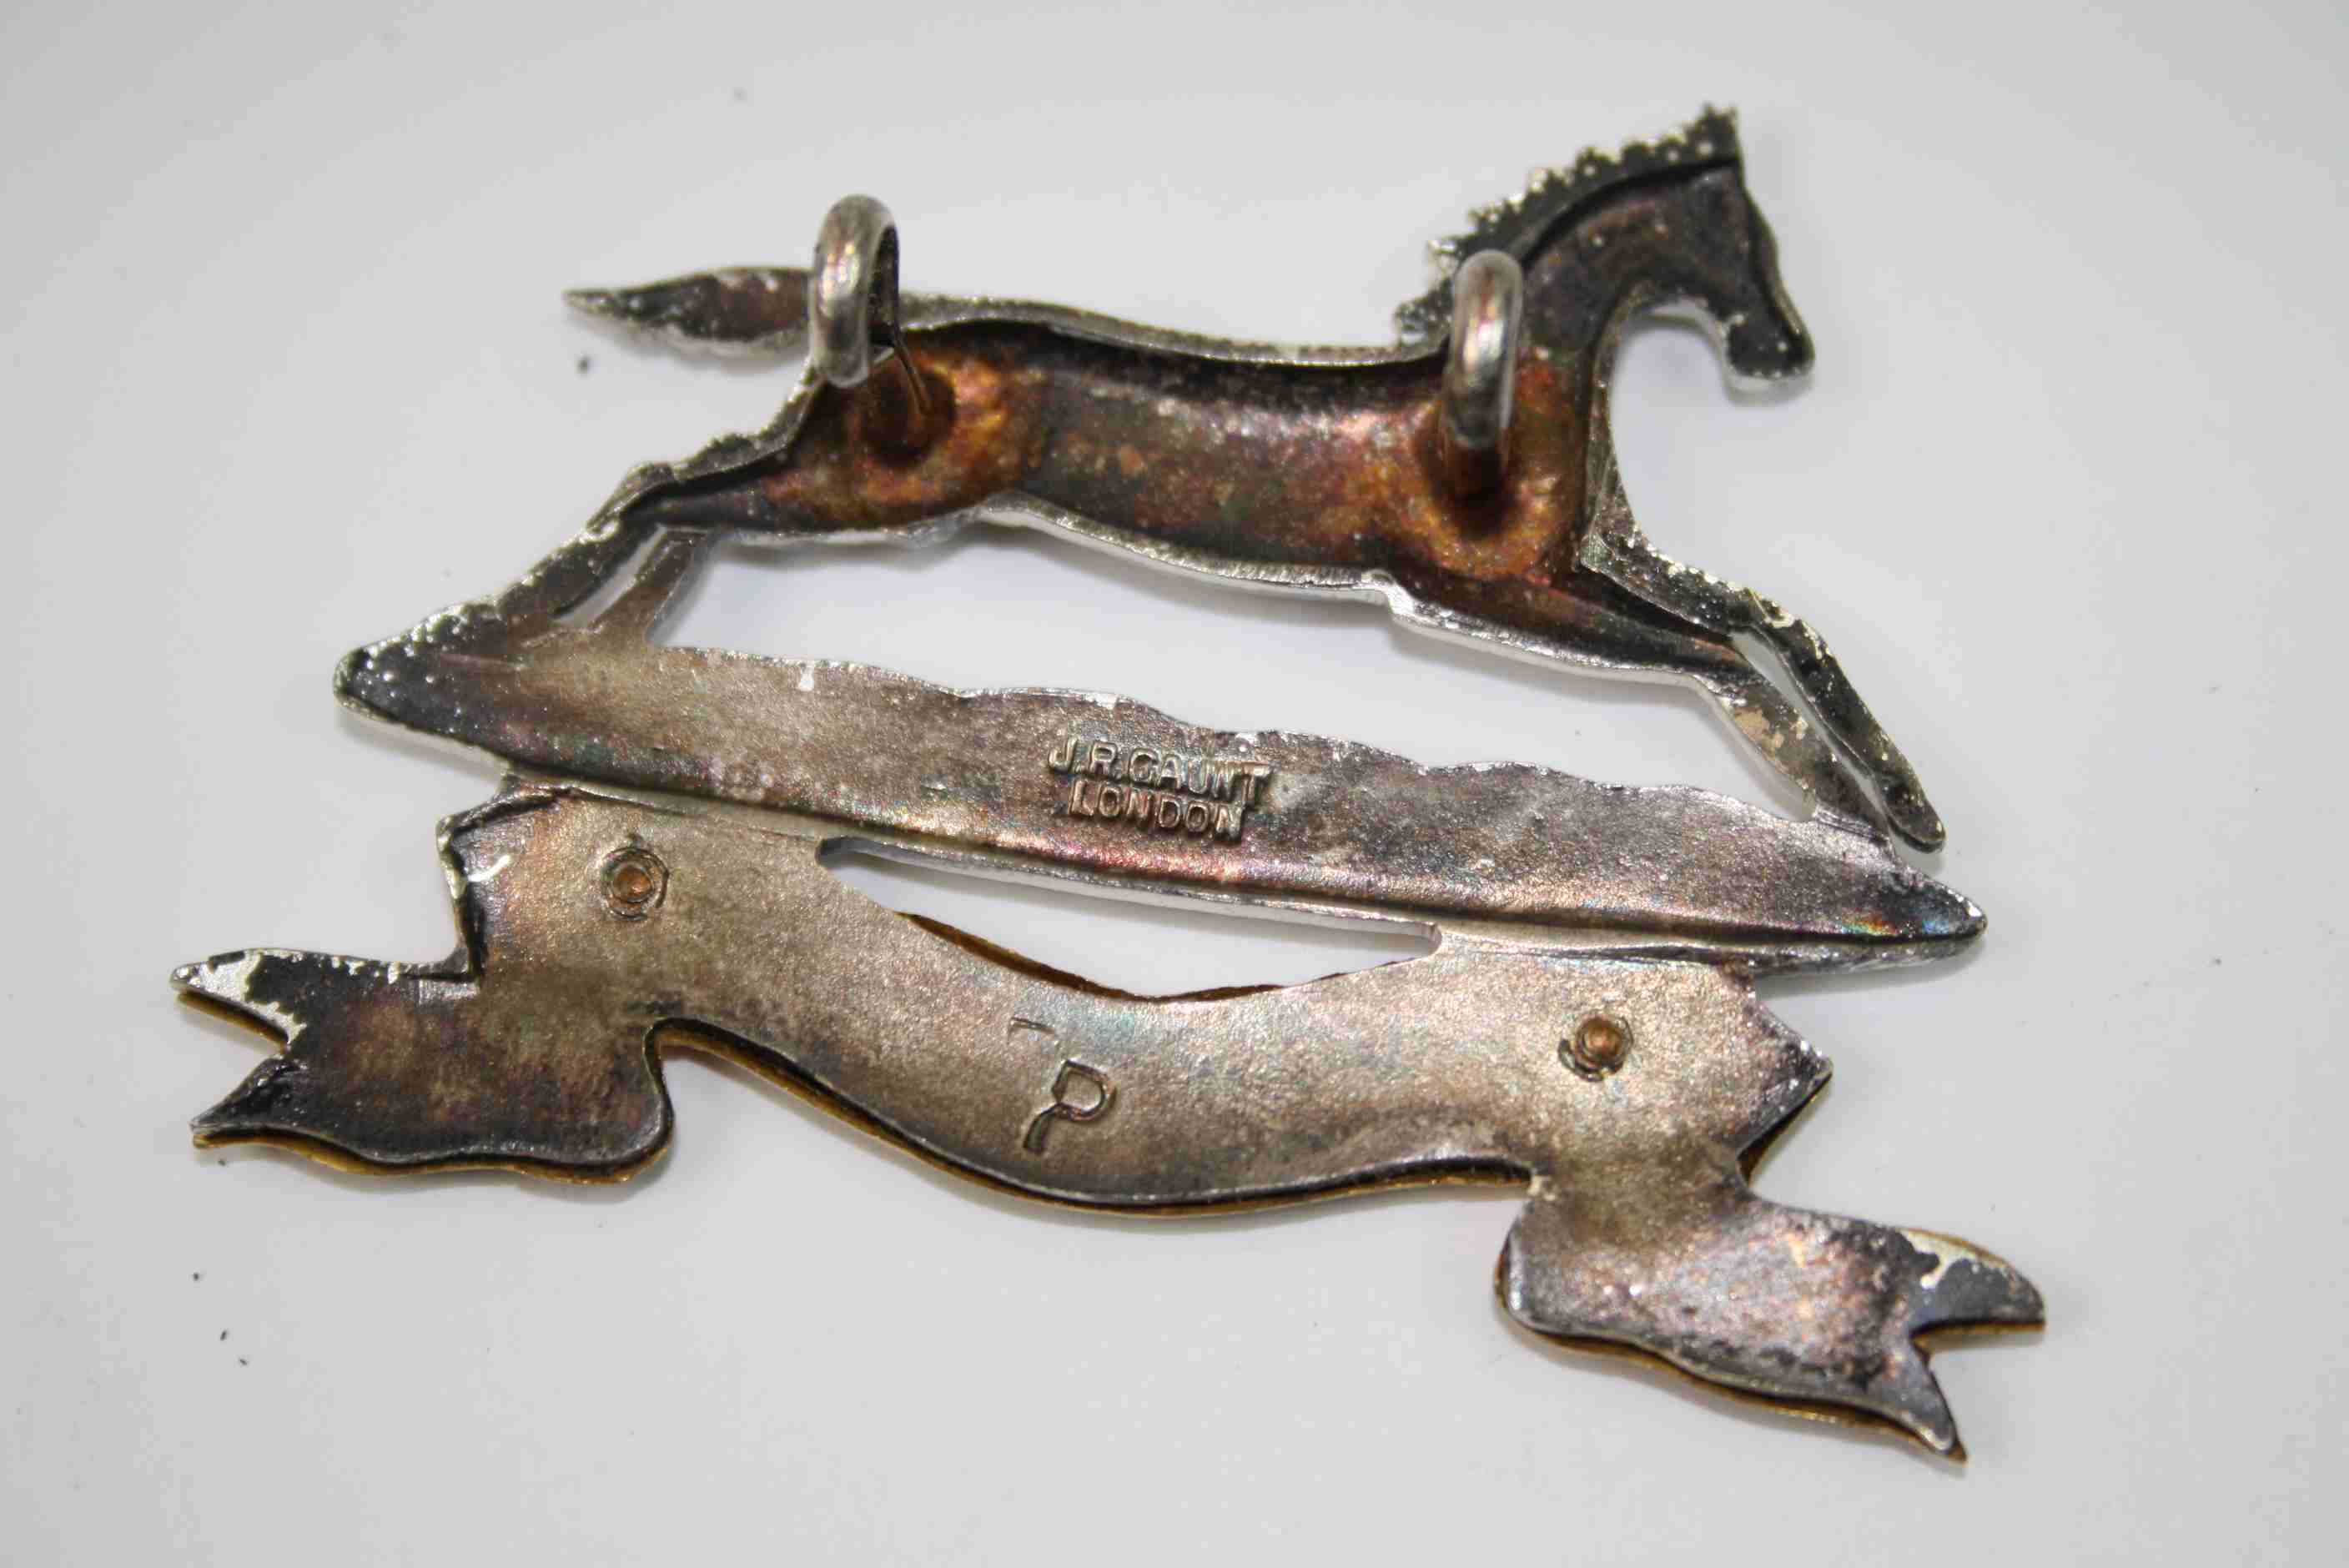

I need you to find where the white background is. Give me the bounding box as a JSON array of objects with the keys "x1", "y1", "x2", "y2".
[{"x1": 7, "y1": 3, "x2": 2343, "y2": 1561}]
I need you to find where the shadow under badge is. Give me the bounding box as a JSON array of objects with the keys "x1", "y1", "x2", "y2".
[{"x1": 176, "y1": 108, "x2": 2040, "y2": 1458}]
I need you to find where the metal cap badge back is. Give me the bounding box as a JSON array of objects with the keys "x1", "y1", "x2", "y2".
[{"x1": 175, "y1": 108, "x2": 2040, "y2": 1457}]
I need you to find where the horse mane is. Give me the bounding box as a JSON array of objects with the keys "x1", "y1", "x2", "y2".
[{"x1": 1392, "y1": 107, "x2": 1743, "y2": 344}]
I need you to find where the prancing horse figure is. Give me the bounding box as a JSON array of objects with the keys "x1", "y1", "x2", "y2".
[{"x1": 375, "y1": 108, "x2": 1947, "y2": 850}]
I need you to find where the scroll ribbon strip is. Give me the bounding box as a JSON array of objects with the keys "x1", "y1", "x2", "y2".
[{"x1": 178, "y1": 781, "x2": 2038, "y2": 1454}]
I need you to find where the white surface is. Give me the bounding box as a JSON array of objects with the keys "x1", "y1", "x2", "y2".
[{"x1": 6, "y1": 2, "x2": 2343, "y2": 1560}]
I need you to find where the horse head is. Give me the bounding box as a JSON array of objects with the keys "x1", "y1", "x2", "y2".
[
  {"x1": 1637, "y1": 152, "x2": 1814, "y2": 389},
  {"x1": 1401, "y1": 108, "x2": 1813, "y2": 390}
]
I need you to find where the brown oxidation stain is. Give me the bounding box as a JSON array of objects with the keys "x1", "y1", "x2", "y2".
[
  {"x1": 671, "y1": 323, "x2": 1589, "y2": 590},
  {"x1": 745, "y1": 337, "x2": 1046, "y2": 530}
]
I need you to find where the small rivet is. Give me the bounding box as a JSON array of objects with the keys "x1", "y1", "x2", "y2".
[
  {"x1": 601, "y1": 847, "x2": 667, "y2": 919},
  {"x1": 1562, "y1": 1014, "x2": 1631, "y2": 1079}
]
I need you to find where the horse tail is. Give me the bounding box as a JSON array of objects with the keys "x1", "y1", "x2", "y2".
[{"x1": 566, "y1": 266, "x2": 814, "y2": 358}]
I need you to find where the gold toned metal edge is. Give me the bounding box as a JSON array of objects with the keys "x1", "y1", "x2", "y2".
[
  {"x1": 180, "y1": 986, "x2": 2036, "y2": 1454},
  {"x1": 1504, "y1": 1314, "x2": 2045, "y2": 1461}
]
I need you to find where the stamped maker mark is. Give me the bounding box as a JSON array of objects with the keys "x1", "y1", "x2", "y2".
[
  {"x1": 1014, "y1": 1020, "x2": 1117, "y2": 1154},
  {"x1": 1047, "y1": 736, "x2": 1274, "y2": 844}
]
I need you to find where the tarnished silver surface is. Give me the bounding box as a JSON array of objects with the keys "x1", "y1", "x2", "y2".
[
  {"x1": 335, "y1": 528, "x2": 1976, "y2": 969},
  {"x1": 563, "y1": 108, "x2": 1945, "y2": 851},
  {"x1": 179, "y1": 781, "x2": 2036, "y2": 1455},
  {"x1": 176, "y1": 108, "x2": 2037, "y2": 1456}
]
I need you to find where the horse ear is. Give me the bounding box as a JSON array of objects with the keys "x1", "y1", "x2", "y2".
[{"x1": 1695, "y1": 104, "x2": 1741, "y2": 162}]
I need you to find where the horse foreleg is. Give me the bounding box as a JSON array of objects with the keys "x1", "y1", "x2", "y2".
[
  {"x1": 1372, "y1": 580, "x2": 1894, "y2": 842},
  {"x1": 1592, "y1": 530, "x2": 1946, "y2": 851},
  {"x1": 1683, "y1": 660, "x2": 1889, "y2": 838},
  {"x1": 1741, "y1": 602, "x2": 1944, "y2": 849}
]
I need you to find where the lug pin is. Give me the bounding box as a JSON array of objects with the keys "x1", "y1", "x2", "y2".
[
  {"x1": 810, "y1": 194, "x2": 953, "y2": 456},
  {"x1": 1434, "y1": 249, "x2": 1524, "y2": 500}
]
